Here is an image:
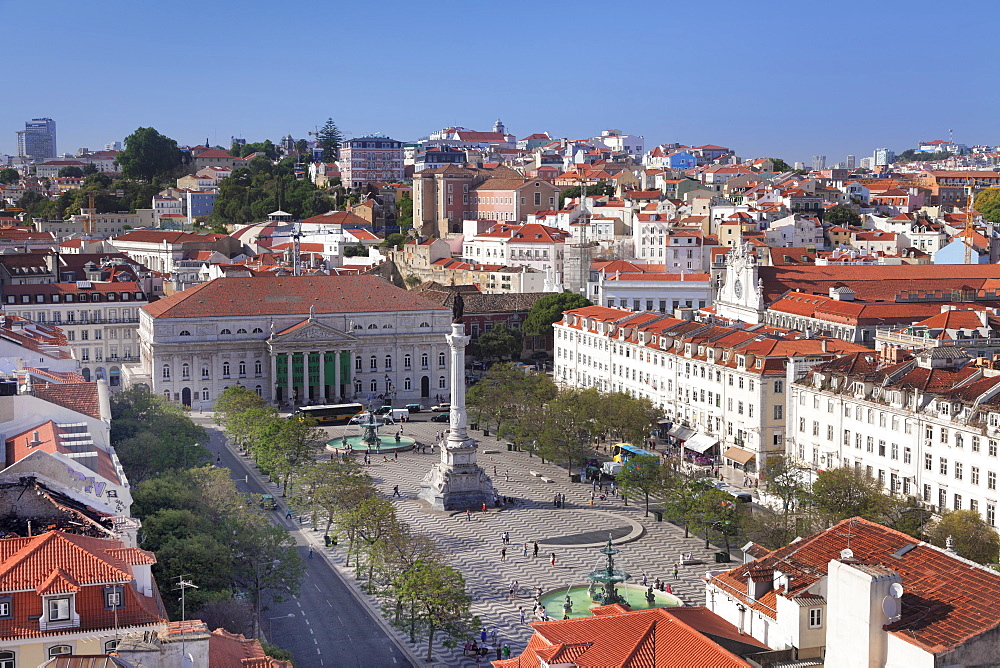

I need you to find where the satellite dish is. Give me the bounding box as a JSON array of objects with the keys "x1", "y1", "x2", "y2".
[
  {"x1": 840, "y1": 548, "x2": 854, "y2": 560},
  {"x1": 890, "y1": 582, "x2": 904, "y2": 599},
  {"x1": 882, "y1": 596, "x2": 900, "y2": 620}
]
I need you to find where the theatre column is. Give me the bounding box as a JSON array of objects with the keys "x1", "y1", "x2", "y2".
[
  {"x1": 302, "y1": 352, "x2": 310, "y2": 403},
  {"x1": 270, "y1": 354, "x2": 277, "y2": 402},
  {"x1": 286, "y1": 353, "x2": 293, "y2": 403},
  {"x1": 319, "y1": 351, "x2": 326, "y2": 403}
]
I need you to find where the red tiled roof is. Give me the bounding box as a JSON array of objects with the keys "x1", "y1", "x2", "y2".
[
  {"x1": 31, "y1": 383, "x2": 102, "y2": 419},
  {"x1": 299, "y1": 210, "x2": 370, "y2": 226},
  {"x1": 710, "y1": 517, "x2": 1000, "y2": 654},
  {"x1": 496, "y1": 605, "x2": 752, "y2": 668},
  {"x1": 209, "y1": 628, "x2": 293, "y2": 667},
  {"x1": 143, "y1": 275, "x2": 447, "y2": 319},
  {"x1": 112, "y1": 230, "x2": 224, "y2": 244}
]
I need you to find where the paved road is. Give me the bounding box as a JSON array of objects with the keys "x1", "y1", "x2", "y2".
[{"x1": 198, "y1": 420, "x2": 413, "y2": 668}]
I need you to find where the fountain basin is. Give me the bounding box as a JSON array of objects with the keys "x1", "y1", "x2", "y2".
[
  {"x1": 537, "y1": 584, "x2": 681, "y2": 620},
  {"x1": 326, "y1": 434, "x2": 417, "y2": 455}
]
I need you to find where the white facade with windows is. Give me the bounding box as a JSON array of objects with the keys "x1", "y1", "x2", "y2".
[
  {"x1": 3, "y1": 281, "x2": 148, "y2": 386},
  {"x1": 787, "y1": 347, "x2": 1000, "y2": 531},
  {"x1": 553, "y1": 306, "x2": 848, "y2": 473},
  {"x1": 124, "y1": 275, "x2": 452, "y2": 409}
]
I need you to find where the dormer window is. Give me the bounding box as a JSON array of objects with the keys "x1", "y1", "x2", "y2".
[
  {"x1": 104, "y1": 585, "x2": 125, "y2": 609},
  {"x1": 42, "y1": 594, "x2": 77, "y2": 629}
]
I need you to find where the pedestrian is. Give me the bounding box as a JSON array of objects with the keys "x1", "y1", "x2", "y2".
[
  {"x1": 482, "y1": 502, "x2": 488, "y2": 514},
  {"x1": 308, "y1": 546, "x2": 314, "y2": 559},
  {"x1": 503, "y1": 645, "x2": 511, "y2": 659},
  {"x1": 522, "y1": 542, "x2": 528, "y2": 558},
  {"x1": 666, "y1": 584, "x2": 672, "y2": 594},
  {"x1": 550, "y1": 552, "x2": 556, "y2": 567},
  {"x1": 519, "y1": 606, "x2": 526, "y2": 624},
  {"x1": 533, "y1": 541, "x2": 539, "y2": 558},
  {"x1": 493, "y1": 465, "x2": 497, "y2": 476},
  {"x1": 480, "y1": 628, "x2": 487, "y2": 644},
  {"x1": 392, "y1": 485, "x2": 400, "y2": 497},
  {"x1": 505, "y1": 470, "x2": 509, "y2": 482},
  {"x1": 673, "y1": 563, "x2": 679, "y2": 580},
  {"x1": 491, "y1": 626, "x2": 499, "y2": 645},
  {"x1": 553, "y1": 494, "x2": 559, "y2": 508},
  {"x1": 504, "y1": 531, "x2": 510, "y2": 544},
  {"x1": 500, "y1": 547, "x2": 506, "y2": 562},
  {"x1": 285, "y1": 509, "x2": 292, "y2": 520},
  {"x1": 466, "y1": 509, "x2": 472, "y2": 522},
  {"x1": 496, "y1": 645, "x2": 502, "y2": 661},
  {"x1": 535, "y1": 586, "x2": 542, "y2": 600},
  {"x1": 641, "y1": 573, "x2": 647, "y2": 586}
]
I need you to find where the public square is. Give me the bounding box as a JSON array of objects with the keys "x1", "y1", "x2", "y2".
[{"x1": 216, "y1": 410, "x2": 745, "y2": 666}]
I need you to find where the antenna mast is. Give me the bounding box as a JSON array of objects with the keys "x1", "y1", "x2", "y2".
[{"x1": 964, "y1": 175, "x2": 975, "y2": 265}]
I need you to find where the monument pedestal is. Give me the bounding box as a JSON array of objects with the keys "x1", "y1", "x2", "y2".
[{"x1": 417, "y1": 319, "x2": 493, "y2": 511}]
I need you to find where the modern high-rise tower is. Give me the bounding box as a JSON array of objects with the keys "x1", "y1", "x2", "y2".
[
  {"x1": 16, "y1": 118, "x2": 56, "y2": 159},
  {"x1": 811, "y1": 155, "x2": 826, "y2": 171}
]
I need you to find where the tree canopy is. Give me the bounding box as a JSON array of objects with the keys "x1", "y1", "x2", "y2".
[
  {"x1": 823, "y1": 204, "x2": 860, "y2": 227},
  {"x1": 559, "y1": 182, "x2": 614, "y2": 206},
  {"x1": 768, "y1": 158, "x2": 792, "y2": 172},
  {"x1": 926, "y1": 510, "x2": 1000, "y2": 565},
  {"x1": 522, "y1": 292, "x2": 592, "y2": 337},
  {"x1": 317, "y1": 118, "x2": 343, "y2": 162},
  {"x1": 0, "y1": 167, "x2": 19, "y2": 184},
  {"x1": 210, "y1": 159, "x2": 334, "y2": 223},
  {"x1": 470, "y1": 324, "x2": 522, "y2": 362},
  {"x1": 118, "y1": 127, "x2": 187, "y2": 181},
  {"x1": 57, "y1": 166, "x2": 84, "y2": 178},
  {"x1": 975, "y1": 188, "x2": 1000, "y2": 224},
  {"x1": 231, "y1": 139, "x2": 279, "y2": 160}
]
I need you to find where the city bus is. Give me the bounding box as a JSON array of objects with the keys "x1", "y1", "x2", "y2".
[
  {"x1": 611, "y1": 442, "x2": 659, "y2": 463},
  {"x1": 294, "y1": 403, "x2": 364, "y2": 425}
]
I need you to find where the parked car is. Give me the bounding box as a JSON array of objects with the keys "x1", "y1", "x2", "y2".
[
  {"x1": 259, "y1": 494, "x2": 277, "y2": 510},
  {"x1": 431, "y1": 412, "x2": 450, "y2": 422},
  {"x1": 430, "y1": 403, "x2": 450, "y2": 412},
  {"x1": 374, "y1": 405, "x2": 393, "y2": 416},
  {"x1": 405, "y1": 403, "x2": 422, "y2": 413}
]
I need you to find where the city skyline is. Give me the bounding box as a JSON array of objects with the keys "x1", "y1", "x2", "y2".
[{"x1": 3, "y1": 0, "x2": 997, "y2": 163}]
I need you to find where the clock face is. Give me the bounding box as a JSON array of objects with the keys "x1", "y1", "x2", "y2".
[{"x1": 734, "y1": 278, "x2": 743, "y2": 299}]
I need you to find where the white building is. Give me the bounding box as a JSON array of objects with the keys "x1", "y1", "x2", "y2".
[
  {"x1": 787, "y1": 346, "x2": 1000, "y2": 529},
  {"x1": 705, "y1": 516, "x2": 1000, "y2": 666},
  {"x1": 588, "y1": 266, "x2": 713, "y2": 313},
  {"x1": 553, "y1": 306, "x2": 861, "y2": 474},
  {"x1": 462, "y1": 223, "x2": 570, "y2": 279},
  {"x1": 2, "y1": 281, "x2": 149, "y2": 386},
  {"x1": 123, "y1": 275, "x2": 454, "y2": 409}
]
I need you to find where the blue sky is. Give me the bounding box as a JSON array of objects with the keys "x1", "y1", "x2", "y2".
[{"x1": 5, "y1": 0, "x2": 998, "y2": 164}]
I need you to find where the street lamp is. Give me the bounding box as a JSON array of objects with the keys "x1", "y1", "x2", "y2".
[
  {"x1": 253, "y1": 559, "x2": 282, "y2": 639},
  {"x1": 182, "y1": 443, "x2": 203, "y2": 468}
]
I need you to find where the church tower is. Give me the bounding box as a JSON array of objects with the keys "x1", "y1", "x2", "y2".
[
  {"x1": 493, "y1": 118, "x2": 505, "y2": 135},
  {"x1": 714, "y1": 242, "x2": 766, "y2": 324}
]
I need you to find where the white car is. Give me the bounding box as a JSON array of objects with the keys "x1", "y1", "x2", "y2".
[{"x1": 430, "y1": 403, "x2": 450, "y2": 412}]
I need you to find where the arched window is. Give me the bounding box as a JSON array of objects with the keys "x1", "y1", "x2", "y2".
[
  {"x1": 179, "y1": 330, "x2": 191, "y2": 336},
  {"x1": 438, "y1": 352, "x2": 446, "y2": 367},
  {"x1": 48, "y1": 646, "x2": 72, "y2": 659},
  {"x1": 370, "y1": 379, "x2": 378, "y2": 392},
  {"x1": 353, "y1": 323, "x2": 362, "y2": 330},
  {"x1": 404, "y1": 354, "x2": 412, "y2": 370},
  {"x1": 162, "y1": 365, "x2": 170, "y2": 380},
  {"x1": 0, "y1": 650, "x2": 14, "y2": 667},
  {"x1": 354, "y1": 380, "x2": 362, "y2": 393},
  {"x1": 419, "y1": 322, "x2": 430, "y2": 328},
  {"x1": 254, "y1": 360, "x2": 262, "y2": 376},
  {"x1": 355, "y1": 357, "x2": 362, "y2": 371},
  {"x1": 370, "y1": 355, "x2": 377, "y2": 370},
  {"x1": 404, "y1": 377, "x2": 411, "y2": 391},
  {"x1": 223, "y1": 362, "x2": 230, "y2": 378},
  {"x1": 181, "y1": 363, "x2": 190, "y2": 379},
  {"x1": 438, "y1": 376, "x2": 446, "y2": 389},
  {"x1": 237, "y1": 328, "x2": 247, "y2": 334},
  {"x1": 239, "y1": 361, "x2": 246, "y2": 377},
  {"x1": 367, "y1": 323, "x2": 377, "y2": 329},
  {"x1": 421, "y1": 353, "x2": 429, "y2": 369},
  {"x1": 382, "y1": 323, "x2": 393, "y2": 328},
  {"x1": 202, "y1": 388, "x2": 209, "y2": 401},
  {"x1": 163, "y1": 390, "x2": 170, "y2": 399},
  {"x1": 253, "y1": 327, "x2": 263, "y2": 334},
  {"x1": 385, "y1": 355, "x2": 392, "y2": 370},
  {"x1": 221, "y1": 329, "x2": 232, "y2": 335},
  {"x1": 255, "y1": 385, "x2": 262, "y2": 396},
  {"x1": 202, "y1": 366, "x2": 210, "y2": 379}
]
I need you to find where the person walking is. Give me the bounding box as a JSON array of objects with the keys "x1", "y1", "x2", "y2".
[
  {"x1": 500, "y1": 547, "x2": 507, "y2": 562},
  {"x1": 392, "y1": 485, "x2": 401, "y2": 497},
  {"x1": 641, "y1": 573, "x2": 648, "y2": 586},
  {"x1": 308, "y1": 546, "x2": 314, "y2": 559},
  {"x1": 519, "y1": 606, "x2": 526, "y2": 624},
  {"x1": 285, "y1": 508, "x2": 292, "y2": 520},
  {"x1": 503, "y1": 531, "x2": 510, "y2": 545},
  {"x1": 550, "y1": 552, "x2": 556, "y2": 567},
  {"x1": 533, "y1": 541, "x2": 539, "y2": 558},
  {"x1": 522, "y1": 542, "x2": 528, "y2": 558},
  {"x1": 466, "y1": 509, "x2": 472, "y2": 522},
  {"x1": 480, "y1": 628, "x2": 488, "y2": 644},
  {"x1": 672, "y1": 563, "x2": 679, "y2": 580},
  {"x1": 505, "y1": 470, "x2": 509, "y2": 482},
  {"x1": 481, "y1": 502, "x2": 488, "y2": 514}
]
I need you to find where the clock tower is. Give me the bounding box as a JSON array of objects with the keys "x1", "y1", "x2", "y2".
[{"x1": 715, "y1": 242, "x2": 766, "y2": 324}]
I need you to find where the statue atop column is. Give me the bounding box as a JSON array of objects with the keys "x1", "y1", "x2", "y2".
[{"x1": 451, "y1": 293, "x2": 464, "y2": 324}]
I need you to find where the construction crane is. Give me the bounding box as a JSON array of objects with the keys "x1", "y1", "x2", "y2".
[{"x1": 963, "y1": 175, "x2": 977, "y2": 264}]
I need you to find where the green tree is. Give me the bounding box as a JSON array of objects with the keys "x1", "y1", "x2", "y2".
[
  {"x1": 57, "y1": 166, "x2": 84, "y2": 178},
  {"x1": 975, "y1": 188, "x2": 1000, "y2": 224},
  {"x1": 214, "y1": 385, "x2": 269, "y2": 424},
  {"x1": 404, "y1": 274, "x2": 421, "y2": 289},
  {"x1": 662, "y1": 472, "x2": 714, "y2": 537},
  {"x1": 295, "y1": 458, "x2": 375, "y2": 537},
  {"x1": 294, "y1": 138, "x2": 309, "y2": 155},
  {"x1": 768, "y1": 158, "x2": 792, "y2": 172},
  {"x1": 823, "y1": 205, "x2": 860, "y2": 227},
  {"x1": 317, "y1": 118, "x2": 343, "y2": 162},
  {"x1": 344, "y1": 243, "x2": 368, "y2": 257},
  {"x1": 616, "y1": 455, "x2": 662, "y2": 517},
  {"x1": 394, "y1": 560, "x2": 479, "y2": 662},
  {"x1": 0, "y1": 167, "x2": 19, "y2": 184},
  {"x1": 559, "y1": 182, "x2": 614, "y2": 206},
  {"x1": 82, "y1": 163, "x2": 99, "y2": 176},
  {"x1": 118, "y1": 127, "x2": 186, "y2": 181},
  {"x1": 470, "y1": 324, "x2": 523, "y2": 362},
  {"x1": 536, "y1": 388, "x2": 602, "y2": 475},
  {"x1": 380, "y1": 232, "x2": 407, "y2": 250},
  {"x1": 396, "y1": 193, "x2": 413, "y2": 232},
  {"x1": 808, "y1": 467, "x2": 892, "y2": 523},
  {"x1": 692, "y1": 488, "x2": 743, "y2": 551},
  {"x1": 926, "y1": 510, "x2": 1000, "y2": 565},
  {"x1": 598, "y1": 392, "x2": 659, "y2": 445},
  {"x1": 522, "y1": 292, "x2": 592, "y2": 338}
]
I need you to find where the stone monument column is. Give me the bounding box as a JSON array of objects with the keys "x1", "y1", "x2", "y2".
[{"x1": 419, "y1": 298, "x2": 493, "y2": 511}]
